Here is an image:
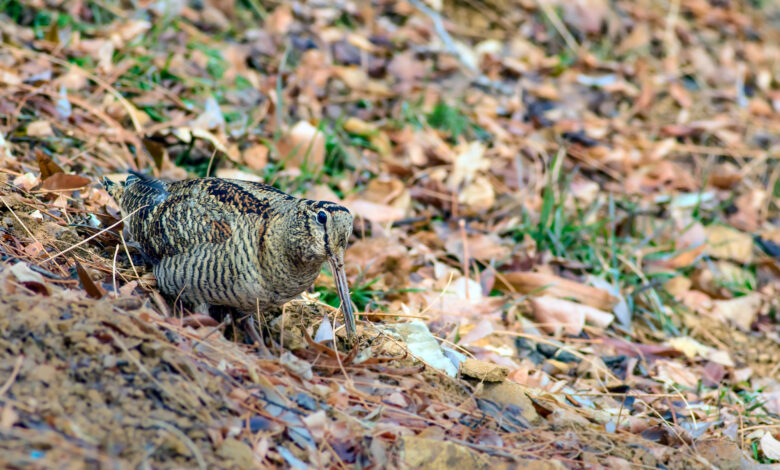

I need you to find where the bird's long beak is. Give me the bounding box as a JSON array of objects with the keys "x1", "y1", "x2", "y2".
[{"x1": 328, "y1": 253, "x2": 356, "y2": 340}]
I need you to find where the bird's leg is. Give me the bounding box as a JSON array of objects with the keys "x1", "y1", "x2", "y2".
[
  {"x1": 237, "y1": 312, "x2": 271, "y2": 358},
  {"x1": 208, "y1": 305, "x2": 271, "y2": 357}
]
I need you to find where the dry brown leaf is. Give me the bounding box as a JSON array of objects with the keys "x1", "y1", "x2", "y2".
[
  {"x1": 760, "y1": 433, "x2": 780, "y2": 460},
  {"x1": 529, "y1": 296, "x2": 586, "y2": 335},
  {"x1": 448, "y1": 141, "x2": 488, "y2": 189},
  {"x1": 27, "y1": 120, "x2": 54, "y2": 137},
  {"x1": 496, "y1": 272, "x2": 617, "y2": 311},
  {"x1": 75, "y1": 262, "x2": 104, "y2": 299},
  {"x1": 704, "y1": 225, "x2": 754, "y2": 264},
  {"x1": 559, "y1": 0, "x2": 608, "y2": 34},
  {"x1": 459, "y1": 177, "x2": 495, "y2": 211},
  {"x1": 648, "y1": 244, "x2": 707, "y2": 270},
  {"x1": 36, "y1": 151, "x2": 64, "y2": 180},
  {"x1": 266, "y1": 4, "x2": 293, "y2": 34},
  {"x1": 214, "y1": 168, "x2": 263, "y2": 182},
  {"x1": 41, "y1": 173, "x2": 91, "y2": 191},
  {"x1": 710, "y1": 293, "x2": 762, "y2": 330},
  {"x1": 277, "y1": 121, "x2": 325, "y2": 170},
  {"x1": 333, "y1": 66, "x2": 392, "y2": 96},
  {"x1": 359, "y1": 177, "x2": 410, "y2": 211},
  {"x1": 345, "y1": 199, "x2": 404, "y2": 224},
  {"x1": 243, "y1": 144, "x2": 269, "y2": 171},
  {"x1": 654, "y1": 360, "x2": 699, "y2": 389}
]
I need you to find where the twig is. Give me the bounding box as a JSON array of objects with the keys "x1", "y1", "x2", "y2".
[
  {"x1": 0, "y1": 355, "x2": 23, "y2": 398},
  {"x1": 149, "y1": 420, "x2": 207, "y2": 470},
  {"x1": 536, "y1": 0, "x2": 580, "y2": 54},
  {"x1": 42, "y1": 205, "x2": 146, "y2": 264},
  {"x1": 407, "y1": 0, "x2": 478, "y2": 73}
]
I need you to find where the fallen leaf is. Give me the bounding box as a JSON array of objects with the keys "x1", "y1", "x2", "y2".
[
  {"x1": 459, "y1": 176, "x2": 495, "y2": 211},
  {"x1": 14, "y1": 172, "x2": 41, "y2": 191},
  {"x1": 710, "y1": 293, "x2": 762, "y2": 330},
  {"x1": 529, "y1": 296, "x2": 586, "y2": 335},
  {"x1": 26, "y1": 120, "x2": 54, "y2": 137},
  {"x1": 496, "y1": 272, "x2": 617, "y2": 311},
  {"x1": 36, "y1": 150, "x2": 64, "y2": 179},
  {"x1": 76, "y1": 261, "x2": 105, "y2": 299},
  {"x1": 41, "y1": 173, "x2": 91, "y2": 191},
  {"x1": 214, "y1": 168, "x2": 264, "y2": 182},
  {"x1": 243, "y1": 144, "x2": 269, "y2": 171},
  {"x1": 190, "y1": 96, "x2": 225, "y2": 132},
  {"x1": 760, "y1": 432, "x2": 780, "y2": 460},
  {"x1": 705, "y1": 225, "x2": 754, "y2": 264},
  {"x1": 448, "y1": 141, "x2": 489, "y2": 189},
  {"x1": 9, "y1": 262, "x2": 45, "y2": 284},
  {"x1": 277, "y1": 121, "x2": 326, "y2": 171},
  {"x1": 344, "y1": 199, "x2": 404, "y2": 224}
]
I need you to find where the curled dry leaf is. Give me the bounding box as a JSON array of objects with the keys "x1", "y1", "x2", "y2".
[
  {"x1": 41, "y1": 173, "x2": 91, "y2": 191},
  {"x1": 710, "y1": 293, "x2": 763, "y2": 330},
  {"x1": 75, "y1": 262, "x2": 105, "y2": 299},
  {"x1": 345, "y1": 199, "x2": 405, "y2": 224},
  {"x1": 36, "y1": 151, "x2": 64, "y2": 180},
  {"x1": 496, "y1": 272, "x2": 617, "y2": 311},
  {"x1": 760, "y1": 432, "x2": 780, "y2": 460},
  {"x1": 448, "y1": 141, "x2": 489, "y2": 189},
  {"x1": 13, "y1": 173, "x2": 40, "y2": 191},
  {"x1": 529, "y1": 296, "x2": 585, "y2": 335},
  {"x1": 242, "y1": 144, "x2": 269, "y2": 171},
  {"x1": 459, "y1": 176, "x2": 495, "y2": 211},
  {"x1": 444, "y1": 232, "x2": 509, "y2": 263},
  {"x1": 214, "y1": 168, "x2": 264, "y2": 182},
  {"x1": 704, "y1": 225, "x2": 754, "y2": 264},
  {"x1": 277, "y1": 121, "x2": 326, "y2": 171},
  {"x1": 26, "y1": 120, "x2": 54, "y2": 138}
]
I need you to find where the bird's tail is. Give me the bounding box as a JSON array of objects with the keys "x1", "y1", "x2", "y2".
[{"x1": 101, "y1": 176, "x2": 124, "y2": 204}]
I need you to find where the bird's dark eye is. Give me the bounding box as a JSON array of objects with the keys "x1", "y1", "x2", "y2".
[{"x1": 317, "y1": 211, "x2": 327, "y2": 225}]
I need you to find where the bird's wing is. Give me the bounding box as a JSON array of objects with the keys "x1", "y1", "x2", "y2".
[{"x1": 120, "y1": 177, "x2": 276, "y2": 261}]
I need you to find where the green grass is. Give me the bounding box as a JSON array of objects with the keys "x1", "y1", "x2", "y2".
[{"x1": 316, "y1": 277, "x2": 383, "y2": 312}]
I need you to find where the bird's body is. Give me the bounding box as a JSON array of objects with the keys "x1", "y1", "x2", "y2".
[{"x1": 104, "y1": 172, "x2": 356, "y2": 339}]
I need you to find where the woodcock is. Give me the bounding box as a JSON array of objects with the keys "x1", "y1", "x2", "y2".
[{"x1": 103, "y1": 171, "x2": 356, "y2": 343}]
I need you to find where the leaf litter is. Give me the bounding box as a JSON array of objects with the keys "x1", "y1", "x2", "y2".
[{"x1": 0, "y1": 0, "x2": 778, "y2": 468}]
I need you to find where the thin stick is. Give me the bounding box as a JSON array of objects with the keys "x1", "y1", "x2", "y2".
[
  {"x1": 205, "y1": 147, "x2": 218, "y2": 177},
  {"x1": 120, "y1": 231, "x2": 141, "y2": 280},
  {"x1": 459, "y1": 218, "x2": 470, "y2": 301},
  {"x1": 150, "y1": 420, "x2": 207, "y2": 470},
  {"x1": 42, "y1": 205, "x2": 146, "y2": 264},
  {"x1": 407, "y1": 0, "x2": 478, "y2": 73},
  {"x1": 112, "y1": 244, "x2": 120, "y2": 295},
  {"x1": 536, "y1": 0, "x2": 580, "y2": 54},
  {"x1": 419, "y1": 272, "x2": 455, "y2": 316},
  {"x1": 0, "y1": 355, "x2": 23, "y2": 398}
]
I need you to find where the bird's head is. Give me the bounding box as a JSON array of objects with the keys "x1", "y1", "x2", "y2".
[{"x1": 292, "y1": 200, "x2": 356, "y2": 338}]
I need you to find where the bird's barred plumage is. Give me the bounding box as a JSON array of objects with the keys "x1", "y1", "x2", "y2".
[{"x1": 103, "y1": 172, "x2": 357, "y2": 337}]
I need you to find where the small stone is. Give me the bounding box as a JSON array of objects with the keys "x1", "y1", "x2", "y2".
[
  {"x1": 459, "y1": 358, "x2": 509, "y2": 382},
  {"x1": 216, "y1": 438, "x2": 255, "y2": 469},
  {"x1": 401, "y1": 436, "x2": 487, "y2": 470},
  {"x1": 478, "y1": 382, "x2": 540, "y2": 424},
  {"x1": 697, "y1": 439, "x2": 763, "y2": 470}
]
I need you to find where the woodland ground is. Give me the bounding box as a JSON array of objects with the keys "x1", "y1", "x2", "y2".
[{"x1": 0, "y1": 0, "x2": 779, "y2": 468}]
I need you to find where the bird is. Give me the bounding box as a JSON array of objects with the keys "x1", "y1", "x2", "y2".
[{"x1": 103, "y1": 171, "x2": 357, "y2": 345}]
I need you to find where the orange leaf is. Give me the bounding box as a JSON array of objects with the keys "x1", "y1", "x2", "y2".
[
  {"x1": 495, "y1": 272, "x2": 617, "y2": 311},
  {"x1": 75, "y1": 262, "x2": 104, "y2": 299},
  {"x1": 36, "y1": 150, "x2": 64, "y2": 180},
  {"x1": 41, "y1": 173, "x2": 91, "y2": 191}
]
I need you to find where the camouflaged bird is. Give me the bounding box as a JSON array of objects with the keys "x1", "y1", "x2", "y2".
[{"x1": 103, "y1": 172, "x2": 356, "y2": 342}]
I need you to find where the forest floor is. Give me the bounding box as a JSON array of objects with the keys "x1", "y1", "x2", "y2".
[{"x1": 0, "y1": 0, "x2": 779, "y2": 468}]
